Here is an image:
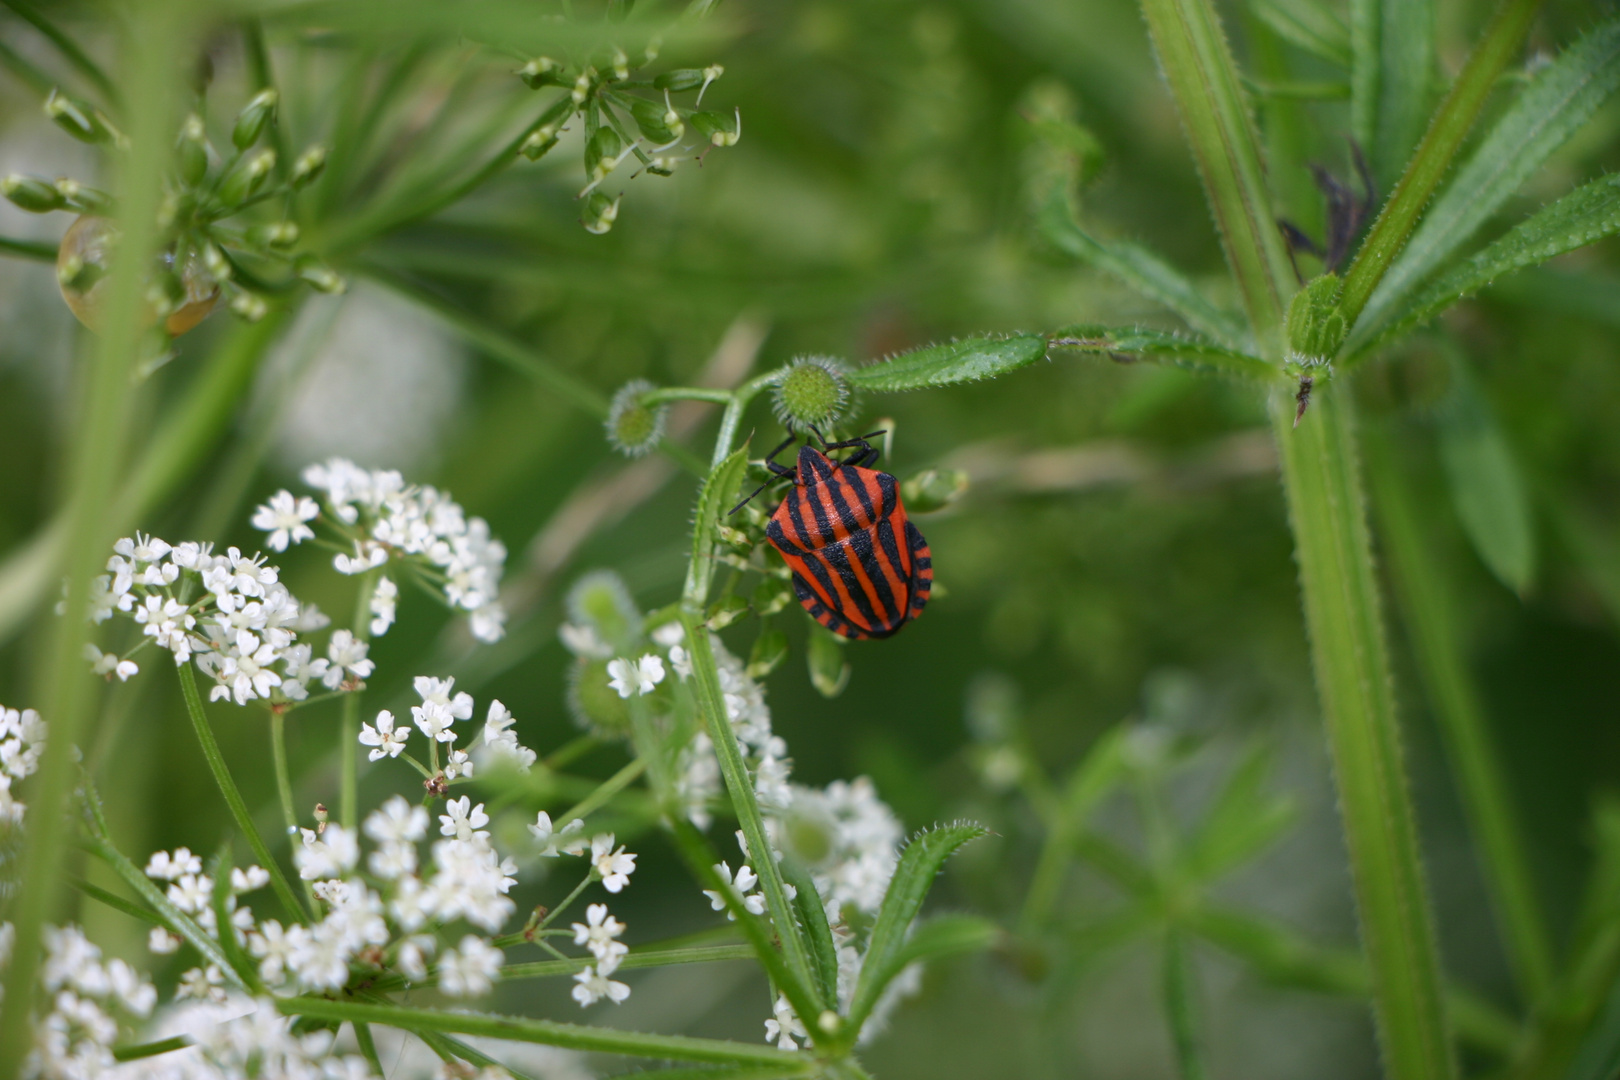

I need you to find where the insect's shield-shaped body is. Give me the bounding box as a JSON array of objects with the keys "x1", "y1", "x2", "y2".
[{"x1": 765, "y1": 445, "x2": 932, "y2": 640}]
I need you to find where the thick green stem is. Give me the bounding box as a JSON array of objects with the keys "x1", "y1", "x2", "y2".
[
  {"x1": 1364, "y1": 423, "x2": 1552, "y2": 1007},
  {"x1": 0, "y1": 8, "x2": 194, "y2": 1070},
  {"x1": 1137, "y1": 0, "x2": 1296, "y2": 347},
  {"x1": 177, "y1": 664, "x2": 307, "y2": 922},
  {"x1": 1272, "y1": 388, "x2": 1455, "y2": 1080},
  {"x1": 1337, "y1": 0, "x2": 1545, "y2": 332}
]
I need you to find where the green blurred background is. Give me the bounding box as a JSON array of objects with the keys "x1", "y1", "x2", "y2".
[{"x1": 1, "y1": 0, "x2": 1619, "y2": 1076}]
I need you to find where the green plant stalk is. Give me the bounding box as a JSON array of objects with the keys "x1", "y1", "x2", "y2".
[
  {"x1": 275, "y1": 996, "x2": 807, "y2": 1067},
  {"x1": 1164, "y1": 930, "x2": 1209, "y2": 1080},
  {"x1": 1337, "y1": 0, "x2": 1546, "y2": 332},
  {"x1": 271, "y1": 710, "x2": 321, "y2": 916},
  {"x1": 1364, "y1": 423, "x2": 1553, "y2": 1007},
  {"x1": 177, "y1": 664, "x2": 307, "y2": 922},
  {"x1": 1137, "y1": 0, "x2": 1296, "y2": 348},
  {"x1": 0, "y1": 8, "x2": 193, "y2": 1070},
  {"x1": 1, "y1": 0, "x2": 121, "y2": 108},
  {"x1": 0, "y1": 235, "x2": 57, "y2": 260},
  {"x1": 340, "y1": 567, "x2": 379, "y2": 829},
  {"x1": 1272, "y1": 388, "x2": 1455, "y2": 1080}
]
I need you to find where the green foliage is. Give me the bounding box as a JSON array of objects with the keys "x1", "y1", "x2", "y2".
[
  {"x1": 1051, "y1": 324, "x2": 1274, "y2": 379},
  {"x1": 847, "y1": 334, "x2": 1049, "y2": 393},
  {"x1": 1435, "y1": 361, "x2": 1537, "y2": 595}
]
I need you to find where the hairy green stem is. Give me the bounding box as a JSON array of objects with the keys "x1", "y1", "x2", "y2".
[
  {"x1": 0, "y1": 9, "x2": 194, "y2": 1070},
  {"x1": 1272, "y1": 389, "x2": 1455, "y2": 1080},
  {"x1": 177, "y1": 664, "x2": 306, "y2": 922},
  {"x1": 1365, "y1": 423, "x2": 1552, "y2": 1007},
  {"x1": 1337, "y1": 0, "x2": 1546, "y2": 332}
]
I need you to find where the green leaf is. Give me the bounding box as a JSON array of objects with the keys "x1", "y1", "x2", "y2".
[
  {"x1": 209, "y1": 845, "x2": 266, "y2": 993},
  {"x1": 1249, "y1": 0, "x2": 1351, "y2": 68},
  {"x1": 845, "y1": 822, "x2": 988, "y2": 1033},
  {"x1": 1184, "y1": 741, "x2": 1297, "y2": 881},
  {"x1": 685, "y1": 444, "x2": 750, "y2": 607},
  {"x1": 1039, "y1": 197, "x2": 1249, "y2": 347},
  {"x1": 1436, "y1": 362, "x2": 1536, "y2": 594},
  {"x1": 1356, "y1": 19, "x2": 1620, "y2": 343},
  {"x1": 1351, "y1": 0, "x2": 1435, "y2": 190},
  {"x1": 782, "y1": 858, "x2": 841, "y2": 1007},
  {"x1": 848, "y1": 334, "x2": 1048, "y2": 393},
  {"x1": 1021, "y1": 726, "x2": 1129, "y2": 932},
  {"x1": 841, "y1": 914, "x2": 999, "y2": 1036},
  {"x1": 1351, "y1": 174, "x2": 1620, "y2": 362},
  {"x1": 1050, "y1": 325, "x2": 1276, "y2": 380}
]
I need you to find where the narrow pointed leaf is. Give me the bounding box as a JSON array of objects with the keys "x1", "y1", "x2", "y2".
[
  {"x1": 1185, "y1": 741, "x2": 1297, "y2": 881},
  {"x1": 849, "y1": 913, "x2": 998, "y2": 1029},
  {"x1": 1051, "y1": 325, "x2": 1276, "y2": 380},
  {"x1": 685, "y1": 445, "x2": 750, "y2": 607},
  {"x1": 846, "y1": 823, "x2": 988, "y2": 1032},
  {"x1": 1351, "y1": 0, "x2": 1436, "y2": 190},
  {"x1": 1357, "y1": 19, "x2": 1620, "y2": 341},
  {"x1": 1351, "y1": 174, "x2": 1620, "y2": 361},
  {"x1": 1040, "y1": 197, "x2": 1248, "y2": 346},
  {"x1": 782, "y1": 858, "x2": 841, "y2": 1007},
  {"x1": 1436, "y1": 365, "x2": 1536, "y2": 594},
  {"x1": 1250, "y1": 0, "x2": 1351, "y2": 67},
  {"x1": 849, "y1": 335, "x2": 1048, "y2": 393}
]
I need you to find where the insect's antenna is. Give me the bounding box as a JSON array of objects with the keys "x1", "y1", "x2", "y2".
[
  {"x1": 729, "y1": 477, "x2": 779, "y2": 516},
  {"x1": 808, "y1": 424, "x2": 828, "y2": 449}
]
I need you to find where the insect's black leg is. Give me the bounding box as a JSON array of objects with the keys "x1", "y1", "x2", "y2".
[
  {"x1": 763, "y1": 433, "x2": 797, "y2": 466},
  {"x1": 847, "y1": 446, "x2": 880, "y2": 468},
  {"x1": 729, "y1": 434, "x2": 801, "y2": 515},
  {"x1": 823, "y1": 430, "x2": 887, "y2": 452}
]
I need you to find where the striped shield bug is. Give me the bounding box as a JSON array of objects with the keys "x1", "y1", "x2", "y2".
[{"x1": 731, "y1": 430, "x2": 932, "y2": 640}]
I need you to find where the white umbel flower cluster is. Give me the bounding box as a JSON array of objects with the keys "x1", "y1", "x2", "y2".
[
  {"x1": 83, "y1": 533, "x2": 353, "y2": 708},
  {"x1": 0, "y1": 922, "x2": 158, "y2": 1079},
  {"x1": 256, "y1": 458, "x2": 510, "y2": 643},
  {"x1": 0, "y1": 703, "x2": 46, "y2": 824},
  {"x1": 105, "y1": 995, "x2": 378, "y2": 1079}
]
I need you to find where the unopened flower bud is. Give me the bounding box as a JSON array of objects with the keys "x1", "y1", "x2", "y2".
[
  {"x1": 518, "y1": 56, "x2": 563, "y2": 89},
  {"x1": 2, "y1": 173, "x2": 66, "y2": 213},
  {"x1": 772, "y1": 356, "x2": 851, "y2": 431},
  {"x1": 585, "y1": 126, "x2": 623, "y2": 183},
  {"x1": 653, "y1": 69, "x2": 706, "y2": 92},
  {"x1": 248, "y1": 220, "x2": 300, "y2": 248},
  {"x1": 202, "y1": 242, "x2": 231, "y2": 282},
  {"x1": 582, "y1": 190, "x2": 620, "y2": 235},
  {"x1": 218, "y1": 148, "x2": 277, "y2": 207},
  {"x1": 296, "y1": 256, "x2": 346, "y2": 294},
  {"x1": 605, "y1": 379, "x2": 666, "y2": 457},
  {"x1": 290, "y1": 145, "x2": 327, "y2": 189},
  {"x1": 45, "y1": 88, "x2": 120, "y2": 145},
  {"x1": 690, "y1": 108, "x2": 740, "y2": 147},
  {"x1": 232, "y1": 88, "x2": 278, "y2": 150},
  {"x1": 520, "y1": 124, "x2": 560, "y2": 161},
  {"x1": 230, "y1": 291, "x2": 268, "y2": 321},
  {"x1": 59, "y1": 181, "x2": 113, "y2": 214},
  {"x1": 646, "y1": 156, "x2": 678, "y2": 177},
  {"x1": 630, "y1": 95, "x2": 680, "y2": 145},
  {"x1": 176, "y1": 114, "x2": 209, "y2": 186},
  {"x1": 611, "y1": 48, "x2": 629, "y2": 80},
  {"x1": 697, "y1": 64, "x2": 724, "y2": 105},
  {"x1": 572, "y1": 68, "x2": 596, "y2": 104}
]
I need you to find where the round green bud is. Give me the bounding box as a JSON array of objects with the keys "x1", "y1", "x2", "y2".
[
  {"x1": 567, "y1": 657, "x2": 634, "y2": 739},
  {"x1": 771, "y1": 355, "x2": 851, "y2": 432},
  {"x1": 582, "y1": 191, "x2": 620, "y2": 235},
  {"x1": 605, "y1": 378, "x2": 667, "y2": 457},
  {"x1": 566, "y1": 569, "x2": 642, "y2": 651}
]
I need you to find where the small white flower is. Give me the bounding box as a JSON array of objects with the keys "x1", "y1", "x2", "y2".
[
  {"x1": 529, "y1": 812, "x2": 587, "y2": 857},
  {"x1": 480, "y1": 699, "x2": 536, "y2": 771},
  {"x1": 606, "y1": 654, "x2": 665, "y2": 698},
  {"x1": 147, "y1": 927, "x2": 181, "y2": 955},
  {"x1": 230, "y1": 866, "x2": 270, "y2": 894},
  {"x1": 571, "y1": 963, "x2": 630, "y2": 1007},
  {"x1": 571, "y1": 903, "x2": 628, "y2": 966},
  {"x1": 438, "y1": 935, "x2": 502, "y2": 997},
  {"x1": 365, "y1": 795, "x2": 429, "y2": 845},
  {"x1": 590, "y1": 834, "x2": 637, "y2": 893},
  {"x1": 176, "y1": 964, "x2": 227, "y2": 1003},
  {"x1": 369, "y1": 576, "x2": 398, "y2": 636},
  {"x1": 295, "y1": 824, "x2": 359, "y2": 880},
  {"x1": 144, "y1": 848, "x2": 202, "y2": 881},
  {"x1": 333, "y1": 540, "x2": 388, "y2": 575},
  {"x1": 702, "y1": 862, "x2": 766, "y2": 920},
  {"x1": 445, "y1": 748, "x2": 474, "y2": 779},
  {"x1": 397, "y1": 934, "x2": 435, "y2": 982},
  {"x1": 764, "y1": 994, "x2": 807, "y2": 1051},
  {"x1": 558, "y1": 623, "x2": 612, "y2": 658},
  {"x1": 252, "y1": 490, "x2": 319, "y2": 552},
  {"x1": 439, "y1": 796, "x2": 489, "y2": 841},
  {"x1": 249, "y1": 919, "x2": 297, "y2": 984},
  {"x1": 322, "y1": 630, "x2": 374, "y2": 689},
  {"x1": 651, "y1": 621, "x2": 685, "y2": 648},
  {"x1": 359, "y1": 710, "x2": 410, "y2": 760},
  {"x1": 669, "y1": 644, "x2": 692, "y2": 681}
]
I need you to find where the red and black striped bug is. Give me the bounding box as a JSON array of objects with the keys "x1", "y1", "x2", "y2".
[{"x1": 731, "y1": 430, "x2": 932, "y2": 640}]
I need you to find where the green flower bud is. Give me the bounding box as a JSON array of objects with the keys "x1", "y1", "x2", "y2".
[
  {"x1": 689, "y1": 108, "x2": 740, "y2": 147},
  {"x1": 653, "y1": 68, "x2": 706, "y2": 92},
  {"x1": 176, "y1": 114, "x2": 209, "y2": 186},
  {"x1": 45, "y1": 89, "x2": 119, "y2": 145},
  {"x1": 629, "y1": 95, "x2": 680, "y2": 145},
  {"x1": 807, "y1": 625, "x2": 849, "y2": 698},
  {"x1": 217, "y1": 148, "x2": 277, "y2": 207},
  {"x1": 295, "y1": 255, "x2": 345, "y2": 294},
  {"x1": 746, "y1": 628, "x2": 789, "y2": 680},
  {"x1": 2, "y1": 174, "x2": 66, "y2": 213},
  {"x1": 582, "y1": 191, "x2": 621, "y2": 235},
  {"x1": 901, "y1": 468, "x2": 969, "y2": 514},
  {"x1": 232, "y1": 88, "x2": 278, "y2": 150},
  {"x1": 567, "y1": 657, "x2": 634, "y2": 739},
  {"x1": 201, "y1": 242, "x2": 231, "y2": 282},
  {"x1": 290, "y1": 145, "x2": 327, "y2": 189},
  {"x1": 571, "y1": 68, "x2": 596, "y2": 105},
  {"x1": 248, "y1": 220, "x2": 300, "y2": 248},
  {"x1": 520, "y1": 124, "x2": 561, "y2": 161},
  {"x1": 584, "y1": 126, "x2": 623, "y2": 183},
  {"x1": 772, "y1": 355, "x2": 851, "y2": 431},
  {"x1": 518, "y1": 56, "x2": 564, "y2": 89},
  {"x1": 54, "y1": 178, "x2": 113, "y2": 215},
  {"x1": 705, "y1": 593, "x2": 749, "y2": 631},
  {"x1": 1286, "y1": 273, "x2": 1346, "y2": 365},
  {"x1": 230, "y1": 290, "x2": 268, "y2": 321},
  {"x1": 567, "y1": 570, "x2": 642, "y2": 652},
  {"x1": 604, "y1": 378, "x2": 666, "y2": 456},
  {"x1": 611, "y1": 48, "x2": 630, "y2": 81}
]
